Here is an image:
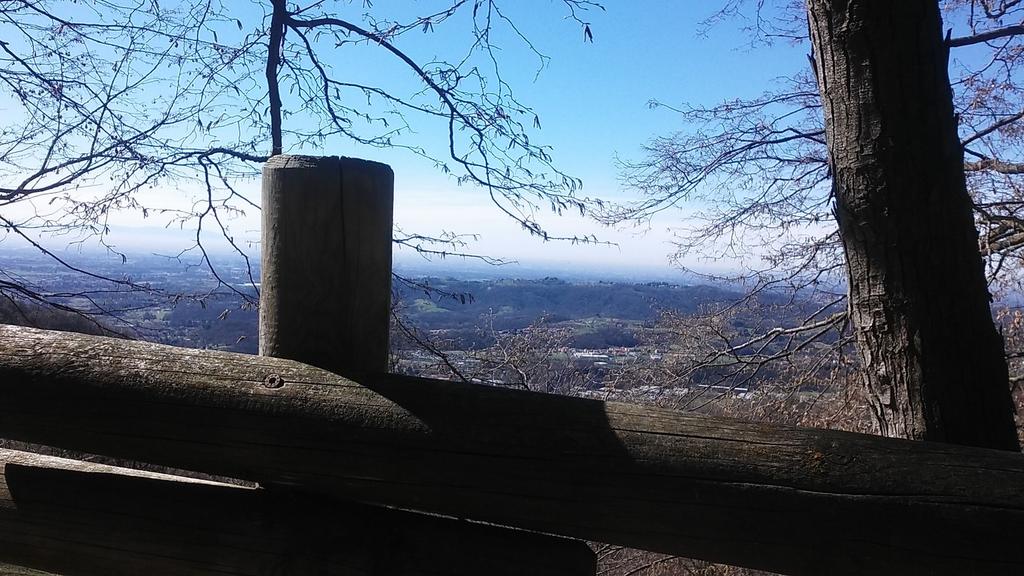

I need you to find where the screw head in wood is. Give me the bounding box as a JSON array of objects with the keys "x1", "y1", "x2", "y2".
[{"x1": 263, "y1": 373, "x2": 284, "y2": 389}]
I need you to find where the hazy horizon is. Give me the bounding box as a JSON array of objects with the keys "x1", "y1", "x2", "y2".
[{"x1": 0, "y1": 3, "x2": 806, "y2": 281}]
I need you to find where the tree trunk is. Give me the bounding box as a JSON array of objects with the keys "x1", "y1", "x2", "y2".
[{"x1": 807, "y1": 0, "x2": 1019, "y2": 450}]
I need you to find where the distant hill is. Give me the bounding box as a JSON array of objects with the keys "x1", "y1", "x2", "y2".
[
  {"x1": 0, "y1": 298, "x2": 116, "y2": 337},
  {"x1": 394, "y1": 277, "x2": 743, "y2": 332}
]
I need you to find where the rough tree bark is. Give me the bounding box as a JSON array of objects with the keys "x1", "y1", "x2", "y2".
[{"x1": 807, "y1": 0, "x2": 1020, "y2": 449}]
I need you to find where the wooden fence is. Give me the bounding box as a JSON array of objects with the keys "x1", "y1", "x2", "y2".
[{"x1": 1, "y1": 156, "x2": 1022, "y2": 576}]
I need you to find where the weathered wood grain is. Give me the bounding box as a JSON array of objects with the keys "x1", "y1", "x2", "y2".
[
  {"x1": 0, "y1": 448, "x2": 595, "y2": 576},
  {"x1": 258, "y1": 155, "x2": 584, "y2": 575},
  {"x1": 260, "y1": 155, "x2": 393, "y2": 374},
  {"x1": 1, "y1": 324, "x2": 1023, "y2": 575}
]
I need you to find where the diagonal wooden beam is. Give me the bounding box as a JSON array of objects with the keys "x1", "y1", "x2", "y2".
[
  {"x1": 1, "y1": 324, "x2": 1022, "y2": 575},
  {"x1": 0, "y1": 448, "x2": 595, "y2": 576}
]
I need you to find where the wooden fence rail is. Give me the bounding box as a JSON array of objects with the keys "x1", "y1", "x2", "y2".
[
  {"x1": 2, "y1": 324, "x2": 1022, "y2": 576},
  {"x1": 0, "y1": 448, "x2": 594, "y2": 576}
]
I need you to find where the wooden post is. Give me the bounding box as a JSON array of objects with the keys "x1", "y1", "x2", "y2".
[
  {"x1": 256, "y1": 156, "x2": 594, "y2": 575},
  {"x1": 260, "y1": 155, "x2": 393, "y2": 375}
]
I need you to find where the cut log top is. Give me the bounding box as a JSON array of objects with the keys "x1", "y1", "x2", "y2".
[
  {"x1": 1, "y1": 324, "x2": 1023, "y2": 576},
  {"x1": 263, "y1": 153, "x2": 394, "y2": 175}
]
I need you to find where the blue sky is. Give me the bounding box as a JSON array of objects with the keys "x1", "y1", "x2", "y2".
[
  {"x1": 3, "y1": 1, "x2": 811, "y2": 276},
  {"x1": 358, "y1": 1, "x2": 809, "y2": 271}
]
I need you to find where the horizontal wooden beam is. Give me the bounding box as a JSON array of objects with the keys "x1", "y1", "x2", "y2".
[
  {"x1": 0, "y1": 448, "x2": 594, "y2": 576},
  {"x1": 1, "y1": 324, "x2": 1023, "y2": 576}
]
